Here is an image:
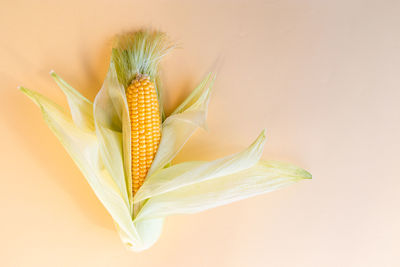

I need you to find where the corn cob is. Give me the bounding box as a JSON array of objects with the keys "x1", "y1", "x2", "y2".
[{"x1": 126, "y1": 74, "x2": 161, "y2": 195}]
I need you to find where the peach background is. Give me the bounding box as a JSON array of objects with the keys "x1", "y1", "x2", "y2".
[{"x1": 1, "y1": 0, "x2": 399, "y2": 266}]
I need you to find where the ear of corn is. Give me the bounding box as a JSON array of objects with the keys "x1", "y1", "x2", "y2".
[
  {"x1": 112, "y1": 30, "x2": 172, "y2": 198},
  {"x1": 20, "y1": 29, "x2": 311, "y2": 251},
  {"x1": 126, "y1": 75, "x2": 161, "y2": 195}
]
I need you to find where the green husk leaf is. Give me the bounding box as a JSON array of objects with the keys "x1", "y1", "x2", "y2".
[
  {"x1": 135, "y1": 160, "x2": 311, "y2": 221},
  {"x1": 19, "y1": 87, "x2": 140, "y2": 244},
  {"x1": 94, "y1": 62, "x2": 132, "y2": 209},
  {"x1": 135, "y1": 130, "x2": 266, "y2": 203},
  {"x1": 171, "y1": 72, "x2": 215, "y2": 116},
  {"x1": 50, "y1": 71, "x2": 94, "y2": 131},
  {"x1": 147, "y1": 73, "x2": 214, "y2": 177}
]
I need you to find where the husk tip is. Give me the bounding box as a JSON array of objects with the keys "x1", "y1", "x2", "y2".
[
  {"x1": 303, "y1": 170, "x2": 312, "y2": 179},
  {"x1": 18, "y1": 86, "x2": 39, "y2": 106},
  {"x1": 18, "y1": 86, "x2": 30, "y2": 95}
]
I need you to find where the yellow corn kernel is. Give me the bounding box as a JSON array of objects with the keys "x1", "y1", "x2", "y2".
[{"x1": 126, "y1": 75, "x2": 161, "y2": 195}]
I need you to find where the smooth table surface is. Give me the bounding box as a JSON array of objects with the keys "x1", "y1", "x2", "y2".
[{"x1": 1, "y1": 0, "x2": 399, "y2": 266}]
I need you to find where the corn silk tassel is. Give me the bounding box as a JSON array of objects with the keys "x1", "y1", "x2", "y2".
[{"x1": 19, "y1": 30, "x2": 311, "y2": 251}]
